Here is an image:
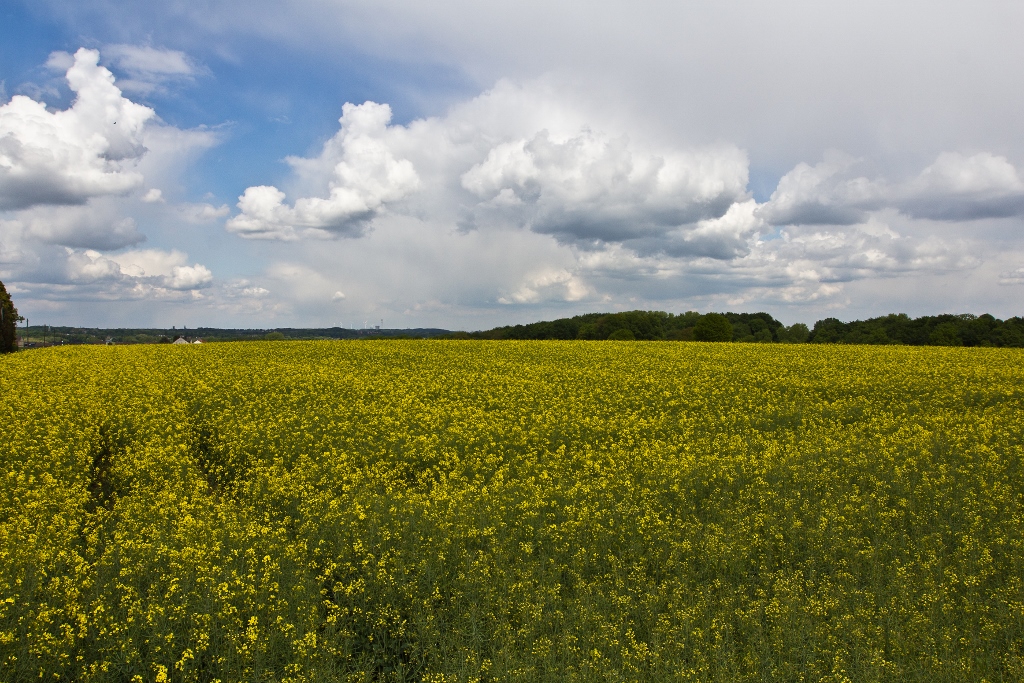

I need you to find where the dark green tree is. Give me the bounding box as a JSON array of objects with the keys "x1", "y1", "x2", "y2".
[
  {"x1": 1, "y1": 279, "x2": 22, "y2": 353},
  {"x1": 778, "y1": 323, "x2": 810, "y2": 343},
  {"x1": 731, "y1": 320, "x2": 753, "y2": 341},
  {"x1": 693, "y1": 313, "x2": 733, "y2": 342},
  {"x1": 606, "y1": 328, "x2": 636, "y2": 341},
  {"x1": 809, "y1": 317, "x2": 847, "y2": 343},
  {"x1": 929, "y1": 322, "x2": 962, "y2": 346}
]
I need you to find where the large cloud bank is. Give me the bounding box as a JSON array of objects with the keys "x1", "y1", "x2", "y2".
[
  {"x1": 3, "y1": 42, "x2": 1024, "y2": 326},
  {"x1": 227, "y1": 83, "x2": 1024, "y2": 251},
  {"x1": 226, "y1": 83, "x2": 758, "y2": 260},
  {"x1": 215, "y1": 79, "x2": 1023, "y2": 314}
]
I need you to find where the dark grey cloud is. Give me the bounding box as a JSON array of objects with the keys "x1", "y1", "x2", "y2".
[
  {"x1": 17, "y1": 204, "x2": 146, "y2": 250},
  {"x1": 460, "y1": 129, "x2": 750, "y2": 247}
]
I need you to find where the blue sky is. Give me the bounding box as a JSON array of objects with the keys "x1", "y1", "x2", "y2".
[{"x1": 2, "y1": 1, "x2": 1023, "y2": 329}]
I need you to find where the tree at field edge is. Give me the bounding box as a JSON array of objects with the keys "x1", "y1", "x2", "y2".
[
  {"x1": 0, "y1": 279, "x2": 22, "y2": 353},
  {"x1": 693, "y1": 312, "x2": 733, "y2": 342}
]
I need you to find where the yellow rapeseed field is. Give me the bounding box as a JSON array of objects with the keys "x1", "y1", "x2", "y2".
[{"x1": 1, "y1": 340, "x2": 1023, "y2": 682}]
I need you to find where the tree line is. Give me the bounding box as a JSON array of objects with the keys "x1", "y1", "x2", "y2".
[
  {"x1": 3, "y1": 275, "x2": 1021, "y2": 349},
  {"x1": 449, "y1": 310, "x2": 1024, "y2": 347}
]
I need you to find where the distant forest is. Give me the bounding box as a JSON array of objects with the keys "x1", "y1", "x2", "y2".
[
  {"x1": 450, "y1": 310, "x2": 1024, "y2": 347},
  {"x1": 10, "y1": 312, "x2": 1024, "y2": 348},
  {"x1": 12, "y1": 326, "x2": 451, "y2": 347}
]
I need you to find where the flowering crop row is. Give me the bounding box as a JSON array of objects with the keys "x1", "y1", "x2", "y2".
[{"x1": 1, "y1": 341, "x2": 1023, "y2": 682}]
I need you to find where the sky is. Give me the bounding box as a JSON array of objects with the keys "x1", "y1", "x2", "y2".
[{"x1": 1, "y1": 1, "x2": 1023, "y2": 330}]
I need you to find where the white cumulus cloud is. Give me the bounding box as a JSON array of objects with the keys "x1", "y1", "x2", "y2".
[
  {"x1": 759, "y1": 151, "x2": 1024, "y2": 227},
  {"x1": 756, "y1": 153, "x2": 886, "y2": 227},
  {"x1": 898, "y1": 152, "x2": 1024, "y2": 220},
  {"x1": 663, "y1": 198, "x2": 765, "y2": 259},
  {"x1": 66, "y1": 249, "x2": 123, "y2": 283},
  {"x1": 0, "y1": 48, "x2": 154, "y2": 211},
  {"x1": 227, "y1": 102, "x2": 419, "y2": 240},
  {"x1": 58, "y1": 247, "x2": 213, "y2": 294},
  {"x1": 109, "y1": 248, "x2": 213, "y2": 289},
  {"x1": 498, "y1": 267, "x2": 591, "y2": 304},
  {"x1": 163, "y1": 264, "x2": 214, "y2": 290}
]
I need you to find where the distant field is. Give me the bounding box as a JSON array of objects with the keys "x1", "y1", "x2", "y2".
[{"x1": 2, "y1": 341, "x2": 1023, "y2": 682}]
